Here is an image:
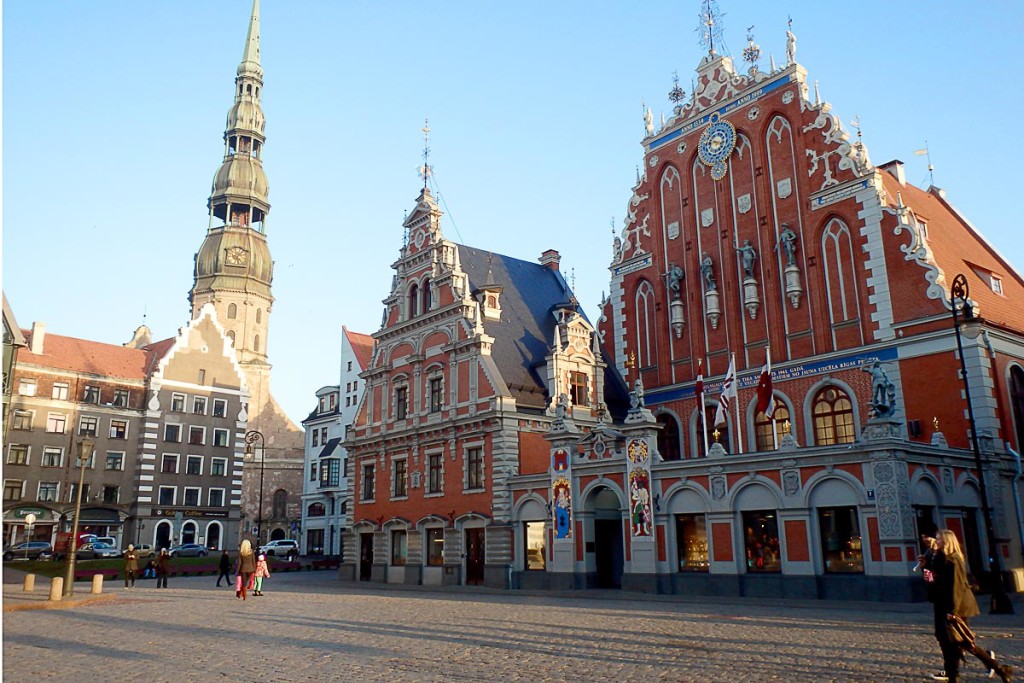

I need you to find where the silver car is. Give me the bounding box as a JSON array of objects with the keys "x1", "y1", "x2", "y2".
[
  {"x1": 76, "y1": 542, "x2": 120, "y2": 560},
  {"x1": 168, "y1": 543, "x2": 208, "y2": 557}
]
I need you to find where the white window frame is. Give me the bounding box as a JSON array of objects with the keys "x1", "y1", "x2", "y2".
[
  {"x1": 161, "y1": 453, "x2": 180, "y2": 474},
  {"x1": 158, "y1": 486, "x2": 177, "y2": 506},
  {"x1": 211, "y1": 457, "x2": 228, "y2": 477},
  {"x1": 186, "y1": 455, "x2": 204, "y2": 476},
  {"x1": 392, "y1": 457, "x2": 408, "y2": 499},
  {"x1": 192, "y1": 396, "x2": 207, "y2": 415},
  {"x1": 18, "y1": 379, "x2": 36, "y2": 396},
  {"x1": 112, "y1": 389, "x2": 130, "y2": 407},
  {"x1": 79, "y1": 415, "x2": 99, "y2": 437},
  {"x1": 11, "y1": 410, "x2": 33, "y2": 431},
  {"x1": 102, "y1": 485, "x2": 120, "y2": 504},
  {"x1": 7, "y1": 444, "x2": 30, "y2": 465},
  {"x1": 170, "y1": 393, "x2": 186, "y2": 412},
  {"x1": 464, "y1": 444, "x2": 485, "y2": 492},
  {"x1": 208, "y1": 488, "x2": 226, "y2": 507},
  {"x1": 182, "y1": 486, "x2": 202, "y2": 507},
  {"x1": 188, "y1": 425, "x2": 206, "y2": 446},
  {"x1": 105, "y1": 451, "x2": 125, "y2": 471},
  {"x1": 37, "y1": 481, "x2": 59, "y2": 502},
  {"x1": 164, "y1": 423, "x2": 182, "y2": 442},
  {"x1": 52, "y1": 382, "x2": 69, "y2": 400},
  {"x1": 83, "y1": 385, "x2": 100, "y2": 403},
  {"x1": 46, "y1": 413, "x2": 67, "y2": 434},
  {"x1": 212, "y1": 398, "x2": 228, "y2": 418},
  {"x1": 41, "y1": 447, "x2": 63, "y2": 468},
  {"x1": 4, "y1": 479, "x2": 25, "y2": 501},
  {"x1": 213, "y1": 428, "x2": 230, "y2": 448},
  {"x1": 109, "y1": 418, "x2": 129, "y2": 439}
]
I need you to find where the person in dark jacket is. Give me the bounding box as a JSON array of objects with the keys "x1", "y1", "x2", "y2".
[
  {"x1": 216, "y1": 550, "x2": 231, "y2": 587},
  {"x1": 924, "y1": 529, "x2": 1011, "y2": 682},
  {"x1": 235, "y1": 539, "x2": 256, "y2": 601},
  {"x1": 123, "y1": 544, "x2": 139, "y2": 589},
  {"x1": 155, "y1": 548, "x2": 171, "y2": 588}
]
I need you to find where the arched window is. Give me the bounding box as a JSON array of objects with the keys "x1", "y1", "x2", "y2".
[
  {"x1": 422, "y1": 278, "x2": 432, "y2": 312},
  {"x1": 634, "y1": 280, "x2": 655, "y2": 367},
  {"x1": 657, "y1": 413, "x2": 682, "y2": 460},
  {"x1": 821, "y1": 218, "x2": 862, "y2": 344},
  {"x1": 408, "y1": 283, "x2": 420, "y2": 318},
  {"x1": 1010, "y1": 365, "x2": 1024, "y2": 451},
  {"x1": 272, "y1": 489, "x2": 288, "y2": 519},
  {"x1": 307, "y1": 502, "x2": 326, "y2": 517},
  {"x1": 226, "y1": 330, "x2": 235, "y2": 347},
  {"x1": 227, "y1": 303, "x2": 237, "y2": 319},
  {"x1": 812, "y1": 386, "x2": 855, "y2": 445},
  {"x1": 754, "y1": 403, "x2": 792, "y2": 451},
  {"x1": 255, "y1": 308, "x2": 262, "y2": 324},
  {"x1": 253, "y1": 334, "x2": 260, "y2": 353}
]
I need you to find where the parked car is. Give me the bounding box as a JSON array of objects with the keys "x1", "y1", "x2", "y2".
[
  {"x1": 95, "y1": 536, "x2": 117, "y2": 547},
  {"x1": 260, "y1": 540, "x2": 299, "y2": 558},
  {"x1": 75, "y1": 542, "x2": 120, "y2": 560},
  {"x1": 168, "y1": 543, "x2": 208, "y2": 557},
  {"x1": 3, "y1": 541, "x2": 53, "y2": 561},
  {"x1": 130, "y1": 544, "x2": 155, "y2": 558}
]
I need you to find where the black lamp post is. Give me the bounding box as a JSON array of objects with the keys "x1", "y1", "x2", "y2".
[
  {"x1": 950, "y1": 274, "x2": 1014, "y2": 614},
  {"x1": 62, "y1": 438, "x2": 94, "y2": 597},
  {"x1": 244, "y1": 430, "x2": 265, "y2": 548}
]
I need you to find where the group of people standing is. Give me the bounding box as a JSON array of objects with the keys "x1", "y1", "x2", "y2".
[
  {"x1": 119, "y1": 540, "x2": 270, "y2": 598},
  {"x1": 922, "y1": 529, "x2": 1013, "y2": 682}
]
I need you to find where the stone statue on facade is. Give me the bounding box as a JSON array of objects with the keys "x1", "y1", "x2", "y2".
[
  {"x1": 629, "y1": 377, "x2": 645, "y2": 411},
  {"x1": 667, "y1": 263, "x2": 684, "y2": 299},
  {"x1": 700, "y1": 252, "x2": 716, "y2": 291},
  {"x1": 735, "y1": 240, "x2": 757, "y2": 278},
  {"x1": 862, "y1": 360, "x2": 896, "y2": 417},
  {"x1": 786, "y1": 27, "x2": 797, "y2": 66},
  {"x1": 775, "y1": 224, "x2": 798, "y2": 267}
]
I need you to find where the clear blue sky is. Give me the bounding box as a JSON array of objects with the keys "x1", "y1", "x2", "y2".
[{"x1": 4, "y1": 1, "x2": 1022, "y2": 425}]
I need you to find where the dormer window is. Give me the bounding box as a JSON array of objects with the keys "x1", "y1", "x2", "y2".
[
  {"x1": 570, "y1": 371, "x2": 590, "y2": 407},
  {"x1": 480, "y1": 287, "x2": 502, "y2": 321},
  {"x1": 992, "y1": 276, "x2": 1003, "y2": 295}
]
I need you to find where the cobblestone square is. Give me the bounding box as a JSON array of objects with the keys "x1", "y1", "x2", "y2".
[{"x1": 3, "y1": 571, "x2": 1022, "y2": 682}]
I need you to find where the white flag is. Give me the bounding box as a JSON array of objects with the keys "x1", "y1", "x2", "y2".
[{"x1": 714, "y1": 355, "x2": 737, "y2": 427}]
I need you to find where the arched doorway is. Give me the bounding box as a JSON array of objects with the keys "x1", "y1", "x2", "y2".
[
  {"x1": 588, "y1": 487, "x2": 624, "y2": 589},
  {"x1": 270, "y1": 527, "x2": 286, "y2": 541},
  {"x1": 155, "y1": 521, "x2": 172, "y2": 551},
  {"x1": 206, "y1": 522, "x2": 222, "y2": 551},
  {"x1": 182, "y1": 521, "x2": 197, "y2": 544}
]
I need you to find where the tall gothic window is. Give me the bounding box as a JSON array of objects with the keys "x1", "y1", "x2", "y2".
[
  {"x1": 408, "y1": 283, "x2": 420, "y2": 318},
  {"x1": 272, "y1": 489, "x2": 287, "y2": 518},
  {"x1": 634, "y1": 280, "x2": 655, "y2": 368},
  {"x1": 812, "y1": 386, "x2": 855, "y2": 445},
  {"x1": 422, "y1": 278, "x2": 432, "y2": 312}
]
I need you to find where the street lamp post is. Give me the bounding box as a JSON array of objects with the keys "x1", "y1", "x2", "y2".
[
  {"x1": 949, "y1": 274, "x2": 1014, "y2": 614},
  {"x1": 62, "y1": 438, "x2": 93, "y2": 597},
  {"x1": 244, "y1": 430, "x2": 266, "y2": 548}
]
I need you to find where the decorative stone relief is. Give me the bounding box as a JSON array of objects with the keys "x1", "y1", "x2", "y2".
[
  {"x1": 711, "y1": 476, "x2": 726, "y2": 500},
  {"x1": 737, "y1": 194, "x2": 751, "y2": 214},
  {"x1": 891, "y1": 203, "x2": 950, "y2": 304},
  {"x1": 783, "y1": 470, "x2": 800, "y2": 496},
  {"x1": 782, "y1": 90, "x2": 794, "y2": 104},
  {"x1": 667, "y1": 221, "x2": 680, "y2": 239},
  {"x1": 776, "y1": 178, "x2": 792, "y2": 199},
  {"x1": 676, "y1": 141, "x2": 687, "y2": 154},
  {"x1": 621, "y1": 214, "x2": 651, "y2": 258},
  {"x1": 701, "y1": 208, "x2": 715, "y2": 227},
  {"x1": 748, "y1": 106, "x2": 760, "y2": 120},
  {"x1": 648, "y1": 155, "x2": 659, "y2": 168},
  {"x1": 941, "y1": 467, "x2": 954, "y2": 494}
]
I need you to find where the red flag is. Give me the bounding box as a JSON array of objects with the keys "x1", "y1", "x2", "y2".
[{"x1": 756, "y1": 349, "x2": 776, "y2": 418}]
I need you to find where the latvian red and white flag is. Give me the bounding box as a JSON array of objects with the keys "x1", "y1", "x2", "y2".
[
  {"x1": 756, "y1": 349, "x2": 776, "y2": 419},
  {"x1": 714, "y1": 355, "x2": 737, "y2": 427}
]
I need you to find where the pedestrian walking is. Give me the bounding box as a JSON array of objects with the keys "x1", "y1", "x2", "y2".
[
  {"x1": 235, "y1": 539, "x2": 256, "y2": 601},
  {"x1": 923, "y1": 529, "x2": 1012, "y2": 682},
  {"x1": 253, "y1": 553, "x2": 271, "y2": 596},
  {"x1": 123, "y1": 544, "x2": 139, "y2": 589},
  {"x1": 155, "y1": 548, "x2": 171, "y2": 589},
  {"x1": 216, "y1": 550, "x2": 232, "y2": 587}
]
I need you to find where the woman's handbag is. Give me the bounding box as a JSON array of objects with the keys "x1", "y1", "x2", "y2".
[
  {"x1": 247, "y1": 573, "x2": 256, "y2": 590},
  {"x1": 234, "y1": 574, "x2": 243, "y2": 592},
  {"x1": 946, "y1": 614, "x2": 976, "y2": 647}
]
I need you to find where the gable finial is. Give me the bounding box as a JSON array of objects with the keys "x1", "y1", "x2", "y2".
[
  {"x1": 696, "y1": 0, "x2": 724, "y2": 57},
  {"x1": 742, "y1": 25, "x2": 761, "y2": 76},
  {"x1": 420, "y1": 118, "x2": 432, "y2": 189}
]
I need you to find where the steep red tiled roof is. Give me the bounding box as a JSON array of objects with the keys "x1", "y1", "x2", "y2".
[
  {"x1": 142, "y1": 337, "x2": 177, "y2": 375},
  {"x1": 19, "y1": 328, "x2": 150, "y2": 380},
  {"x1": 880, "y1": 172, "x2": 1024, "y2": 332},
  {"x1": 345, "y1": 327, "x2": 374, "y2": 372}
]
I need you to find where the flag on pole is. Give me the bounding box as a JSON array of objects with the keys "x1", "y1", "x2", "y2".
[
  {"x1": 714, "y1": 355, "x2": 737, "y2": 427},
  {"x1": 756, "y1": 349, "x2": 776, "y2": 418},
  {"x1": 913, "y1": 148, "x2": 929, "y2": 156},
  {"x1": 697, "y1": 359, "x2": 708, "y2": 455}
]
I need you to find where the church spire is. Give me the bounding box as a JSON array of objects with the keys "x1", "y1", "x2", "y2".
[{"x1": 190, "y1": 0, "x2": 273, "y2": 368}]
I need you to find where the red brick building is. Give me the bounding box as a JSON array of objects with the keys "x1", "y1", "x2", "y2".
[
  {"x1": 340, "y1": 186, "x2": 626, "y2": 587},
  {"x1": 502, "y1": 39, "x2": 1024, "y2": 599}
]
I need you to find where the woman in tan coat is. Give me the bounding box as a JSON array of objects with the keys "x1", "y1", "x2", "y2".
[{"x1": 235, "y1": 539, "x2": 256, "y2": 601}]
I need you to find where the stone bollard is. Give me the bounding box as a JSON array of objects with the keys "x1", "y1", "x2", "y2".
[
  {"x1": 49, "y1": 576, "x2": 63, "y2": 601},
  {"x1": 91, "y1": 574, "x2": 104, "y2": 594},
  {"x1": 23, "y1": 573, "x2": 36, "y2": 592}
]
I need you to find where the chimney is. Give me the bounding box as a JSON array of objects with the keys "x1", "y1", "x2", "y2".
[
  {"x1": 539, "y1": 249, "x2": 561, "y2": 271},
  {"x1": 30, "y1": 322, "x2": 46, "y2": 355},
  {"x1": 879, "y1": 159, "x2": 906, "y2": 186}
]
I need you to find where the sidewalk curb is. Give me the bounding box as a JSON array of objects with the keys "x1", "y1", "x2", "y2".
[{"x1": 3, "y1": 592, "x2": 119, "y2": 612}]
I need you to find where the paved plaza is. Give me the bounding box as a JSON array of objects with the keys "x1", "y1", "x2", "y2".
[{"x1": 2, "y1": 569, "x2": 1022, "y2": 682}]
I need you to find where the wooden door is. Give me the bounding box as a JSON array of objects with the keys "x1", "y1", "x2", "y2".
[{"x1": 465, "y1": 528, "x2": 485, "y2": 585}]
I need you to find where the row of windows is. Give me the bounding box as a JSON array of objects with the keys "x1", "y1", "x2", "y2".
[
  {"x1": 359, "y1": 448, "x2": 484, "y2": 502},
  {"x1": 655, "y1": 385, "x2": 855, "y2": 460},
  {"x1": 11, "y1": 411, "x2": 131, "y2": 438},
  {"x1": 168, "y1": 394, "x2": 229, "y2": 417},
  {"x1": 318, "y1": 392, "x2": 338, "y2": 414},
  {"x1": 311, "y1": 426, "x2": 329, "y2": 447},
  {"x1": 6, "y1": 445, "x2": 124, "y2": 471},
  {"x1": 161, "y1": 454, "x2": 230, "y2": 476},
  {"x1": 164, "y1": 423, "x2": 232, "y2": 447},
  {"x1": 391, "y1": 375, "x2": 446, "y2": 420},
  {"x1": 4, "y1": 479, "x2": 122, "y2": 505},
  {"x1": 17, "y1": 379, "x2": 130, "y2": 406},
  {"x1": 156, "y1": 485, "x2": 227, "y2": 508}
]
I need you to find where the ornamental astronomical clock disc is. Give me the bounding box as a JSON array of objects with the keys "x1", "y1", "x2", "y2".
[{"x1": 697, "y1": 112, "x2": 737, "y2": 181}]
